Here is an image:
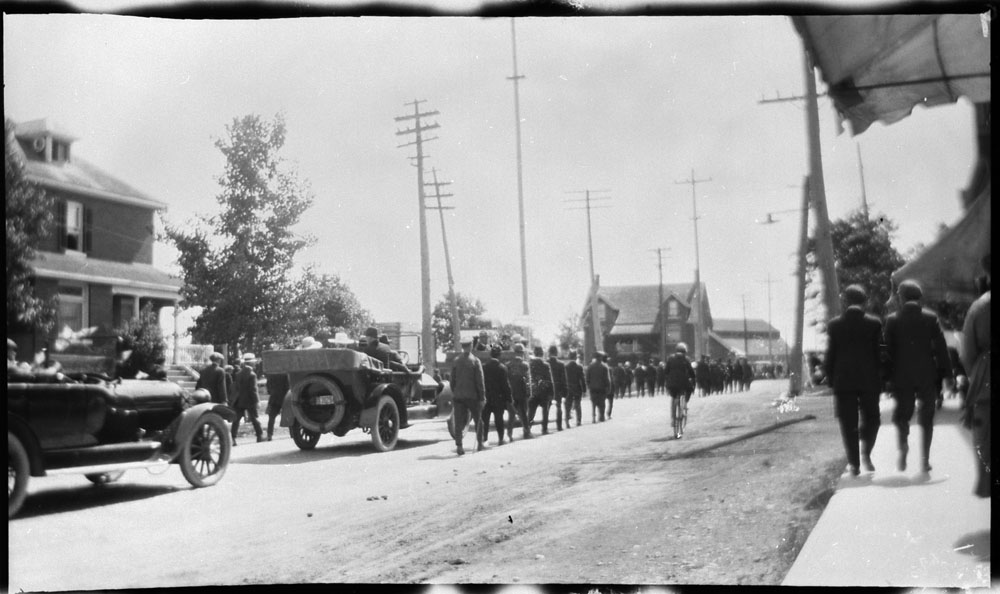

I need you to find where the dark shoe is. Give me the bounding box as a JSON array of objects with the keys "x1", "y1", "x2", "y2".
[
  {"x1": 457, "y1": 445, "x2": 465, "y2": 456},
  {"x1": 920, "y1": 460, "x2": 932, "y2": 473},
  {"x1": 542, "y1": 428, "x2": 549, "y2": 435},
  {"x1": 861, "y1": 455, "x2": 875, "y2": 472},
  {"x1": 232, "y1": 440, "x2": 238, "y2": 447},
  {"x1": 256, "y1": 435, "x2": 265, "y2": 443},
  {"x1": 266, "y1": 433, "x2": 273, "y2": 442},
  {"x1": 523, "y1": 431, "x2": 534, "y2": 439},
  {"x1": 477, "y1": 442, "x2": 485, "y2": 452},
  {"x1": 897, "y1": 446, "x2": 908, "y2": 471},
  {"x1": 497, "y1": 439, "x2": 505, "y2": 446},
  {"x1": 847, "y1": 465, "x2": 860, "y2": 477}
]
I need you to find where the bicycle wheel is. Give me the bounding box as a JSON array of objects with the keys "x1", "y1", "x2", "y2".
[
  {"x1": 680, "y1": 398, "x2": 688, "y2": 436},
  {"x1": 672, "y1": 397, "x2": 682, "y2": 439}
]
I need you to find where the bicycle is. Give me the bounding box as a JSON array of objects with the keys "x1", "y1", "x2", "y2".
[{"x1": 672, "y1": 390, "x2": 689, "y2": 439}]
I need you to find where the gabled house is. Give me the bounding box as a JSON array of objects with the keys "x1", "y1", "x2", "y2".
[
  {"x1": 581, "y1": 282, "x2": 728, "y2": 364},
  {"x1": 9, "y1": 118, "x2": 182, "y2": 360}
]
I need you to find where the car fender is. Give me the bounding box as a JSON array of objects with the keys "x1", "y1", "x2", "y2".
[
  {"x1": 168, "y1": 403, "x2": 235, "y2": 456},
  {"x1": 359, "y1": 383, "x2": 406, "y2": 429},
  {"x1": 7, "y1": 414, "x2": 46, "y2": 477}
]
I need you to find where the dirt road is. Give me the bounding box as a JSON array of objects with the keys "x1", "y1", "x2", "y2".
[{"x1": 8, "y1": 379, "x2": 845, "y2": 589}]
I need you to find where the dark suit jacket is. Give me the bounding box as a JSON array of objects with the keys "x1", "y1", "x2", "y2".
[
  {"x1": 233, "y1": 366, "x2": 259, "y2": 408},
  {"x1": 196, "y1": 364, "x2": 228, "y2": 404},
  {"x1": 825, "y1": 306, "x2": 883, "y2": 395},
  {"x1": 483, "y1": 358, "x2": 512, "y2": 406},
  {"x1": 565, "y1": 360, "x2": 587, "y2": 397},
  {"x1": 548, "y1": 356, "x2": 568, "y2": 398},
  {"x1": 884, "y1": 302, "x2": 952, "y2": 392}
]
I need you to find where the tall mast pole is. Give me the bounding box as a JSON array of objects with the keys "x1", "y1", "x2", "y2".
[
  {"x1": 789, "y1": 176, "x2": 810, "y2": 396},
  {"x1": 565, "y1": 189, "x2": 611, "y2": 361},
  {"x1": 675, "y1": 169, "x2": 711, "y2": 360},
  {"x1": 508, "y1": 18, "x2": 530, "y2": 316},
  {"x1": 856, "y1": 143, "x2": 869, "y2": 220},
  {"x1": 425, "y1": 168, "x2": 462, "y2": 350}
]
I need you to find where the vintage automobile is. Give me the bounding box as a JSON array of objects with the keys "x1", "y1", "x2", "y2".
[
  {"x1": 7, "y1": 373, "x2": 235, "y2": 518},
  {"x1": 263, "y1": 347, "x2": 450, "y2": 452}
]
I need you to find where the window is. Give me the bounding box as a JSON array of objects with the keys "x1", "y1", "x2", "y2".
[
  {"x1": 668, "y1": 300, "x2": 679, "y2": 317},
  {"x1": 65, "y1": 200, "x2": 83, "y2": 252},
  {"x1": 57, "y1": 284, "x2": 87, "y2": 335}
]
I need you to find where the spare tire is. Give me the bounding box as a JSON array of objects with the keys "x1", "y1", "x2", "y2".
[{"x1": 288, "y1": 375, "x2": 346, "y2": 433}]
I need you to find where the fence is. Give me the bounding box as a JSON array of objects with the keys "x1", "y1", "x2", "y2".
[{"x1": 166, "y1": 344, "x2": 214, "y2": 366}]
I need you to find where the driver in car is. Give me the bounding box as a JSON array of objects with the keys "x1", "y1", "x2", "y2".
[{"x1": 362, "y1": 327, "x2": 409, "y2": 373}]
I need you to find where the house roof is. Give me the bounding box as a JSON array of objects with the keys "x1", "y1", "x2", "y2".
[
  {"x1": 31, "y1": 252, "x2": 182, "y2": 300},
  {"x1": 591, "y1": 283, "x2": 705, "y2": 326},
  {"x1": 15, "y1": 119, "x2": 167, "y2": 211},
  {"x1": 712, "y1": 318, "x2": 780, "y2": 335}
]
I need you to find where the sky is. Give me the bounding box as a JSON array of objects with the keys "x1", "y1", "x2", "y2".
[{"x1": 3, "y1": 11, "x2": 978, "y2": 352}]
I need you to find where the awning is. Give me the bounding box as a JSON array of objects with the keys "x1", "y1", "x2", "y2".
[
  {"x1": 608, "y1": 323, "x2": 655, "y2": 337},
  {"x1": 793, "y1": 14, "x2": 991, "y2": 135},
  {"x1": 891, "y1": 185, "x2": 991, "y2": 304}
]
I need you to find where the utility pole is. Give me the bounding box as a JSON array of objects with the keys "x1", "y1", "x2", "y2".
[
  {"x1": 565, "y1": 189, "x2": 611, "y2": 361},
  {"x1": 424, "y1": 168, "x2": 462, "y2": 351},
  {"x1": 395, "y1": 100, "x2": 440, "y2": 370},
  {"x1": 789, "y1": 176, "x2": 810, "y2": 397},
  {"x1": 856, "y1": 143, "x2": 870, "y2": 220},
  {"x1": 740, "y1": 294, "x2": 750, "y2": 360},
  {"x1": 675, "y1": 169, "x2": 711, "y2": 360},
  {"x1": 759, "y1": 273, "x2": 779, "y2": 371},
  {"x1": 651, "y1": 247, "x2": 671, "y2": 362},
  {"x1": 507, "y1": 18, "x2": 530, "y2": 317}
]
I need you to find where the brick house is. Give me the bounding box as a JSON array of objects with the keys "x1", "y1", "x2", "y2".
[
  {"x1": 8, "y1": 119, "x2": 182, "y2": 361},
  {"x1": 581, "y1": 282, "x2": 731, "y2": 364}
]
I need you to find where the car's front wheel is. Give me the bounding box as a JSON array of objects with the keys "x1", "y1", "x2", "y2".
[
  {"x1": 86, "y1": 470, "x2": 126, "y2": 485},
  {"x1": 291, "y1": 420, "x2": 321, "y2": 450},
  {"x1": 179, "y1": 413, "x2": 231, "y2": 488},
  {"x1": 371, "y1": 395, "x2": 400, "y2": 452},
  {"x1": 8, "y1": 432, "x2": 30, "y2": 519}
]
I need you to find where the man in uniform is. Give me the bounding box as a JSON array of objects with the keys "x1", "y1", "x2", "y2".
[
  {"x1": 195, "y1": 352, "x2": 228, "y2": 405},
  {"x1": 665, "y1": 343, "x2": 696, "y2": 438},
  {"x1": 825, "y1": 284, "x2": 883, "y2": 476},
  {"x1": 450, "y1": 337, "x2": 485, "y2": 455},
  {"x1": 231, "y1": 353, "x2": 264, "y2": 445},
  {"x1": 645, "y1": 358, "x2": 657, "y2": 397},
  {"x1": 613, "y1": 362, "x2": 628, "y2": 400},
  {"x1": 481, "y1": 345, "x2": 512, "y2": 445},
  {"x1": 885, "y1": 279, "x2": 952, "y2": 473},
  {"x1": 586, "y1": 351, "x2": 612, "y2": 423},
  {"x1": 634, "y1": 361, "x2": 647, "y2": 397},
  {"x1": 506, "y1": 343, "x2": 533, "y2": 440},
  {"x1": 548, "y1": 345, "x2": 568, "y2": 431},
  {"x1": 564, "y1": 349, "x2": 586, "y2": 428},
  {"x1": 527, "y1": 346, "x2": 554, "y2": 434}
]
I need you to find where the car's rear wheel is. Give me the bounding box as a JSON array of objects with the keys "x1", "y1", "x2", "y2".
[
  {"x1": 370, "y1": 395, "x2": 399, "y2": 452},
  {"x1": 86, "y1": 471, "x2": 125, "y2": 485},
  {"x1": 291, "y1": 420, "x2": 321, "y2": 450},
  {"x1": 288, "y1": 375, "x2": 346, "y2": 433},
  {"x1": 8, "y1": 432, "x2": 30, "y2": 519},
  {"x1": 179, "y1": 413, "x2": 231, "y2": 488}
]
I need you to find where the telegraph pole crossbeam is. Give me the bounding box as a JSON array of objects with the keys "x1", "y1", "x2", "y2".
[
  {"x1": 395, "y1": 99, "x2": 440, "y2": 370},
  {"x1": 565, "y1": 189, "x2": 612, "y2": 362}
]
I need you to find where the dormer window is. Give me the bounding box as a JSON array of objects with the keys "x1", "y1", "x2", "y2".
[
  {"x1": 668, "y1": 300, "x2": 679, "y2": 318},
  {"x1": 51, "y1": 138, "x2": 70, "y2": 162},
  {"x1": 58, "y1": 199, "x2": 91, "y2": 254}
]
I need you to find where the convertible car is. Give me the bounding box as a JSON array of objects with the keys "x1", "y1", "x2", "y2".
[{"x1": 8, "y1": 373, "x2": 235, "y2": 518}]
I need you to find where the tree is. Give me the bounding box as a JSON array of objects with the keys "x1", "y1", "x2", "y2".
[
  {"x1": 807, "y1": 209, "x2": 905, "y2": 320},
  {"x1": 280, "y1": 266, "x2": 374, "y2": 347},
  {"x1": 5, "y1": 117, "x2": 57, "y2": 332},
  {"x1": 432, "y1": 292, "x2": 489, "y2": 352},
  {"x1": 113, "y1": 303, "x2": 167, "y2": 378},
  {"x1": 165, "y1": 113, "x2": 314, "y2": 356},
  {"x1": 556, "y1": 312, "x2": 584, "y2": 353}
]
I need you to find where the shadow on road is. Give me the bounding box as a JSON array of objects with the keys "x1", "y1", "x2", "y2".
[
  {"x1": 953, "y1": 529, "x2": 991, "y2": 561},
  {"x1": 13, "y1": 483, "x2": 180, "y2": 520},
  {"x1": 234, "y1": 438, "x2": 447, "y2": 465}
]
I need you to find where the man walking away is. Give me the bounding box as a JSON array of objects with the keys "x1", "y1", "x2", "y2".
[
  {"x1": 586, "y1": 351, "x2": 612, "y2": 423},
  {"x1": 196, "y1": 352, "x2": 228, "y2": 405},
  {"x1": 548, "y1": 345, "x2": 568, "y2": 431},
  {"x1": 885, "y1": 279, "x2": 952, "y2": 474},
  {"x1": 825, "y1": 284, "x2": 883, "y2": 476},
  {"x1": 451, "y1": 337, "x2": 486, "y2": 455},
  {"x1": 528, "y1": 346, "x2": 554, "y2": 434},
  {"x1": 481, "y1": 345, "x2": 512, "y2": 445},
  {"x1": 231, "y1": 353, "x2": 264, "y2": 445},
  {"x1": 265, "y1": 372, "x2": 289, "y2": 441},
  {"x1": 665, "y1": 343, "x2": 695, "y2": 438},
  {"x1": 506, "y1": 343, "x2": 533, "y2": 440},
  {"x1": 564, "y1": 350, "x2": 586, "y2": 428},
  {"x1": 613, "y1": 362, "x2": 628, "y2": 400}
]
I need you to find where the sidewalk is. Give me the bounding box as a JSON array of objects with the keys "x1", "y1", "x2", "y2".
[{"x1": 783, "y1": 397, "x2": 992, "y2": 588}]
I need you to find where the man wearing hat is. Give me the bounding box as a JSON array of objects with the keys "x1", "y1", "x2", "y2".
[
  {"x1": 665, "y1": 343, "x2": 696, "y2": 437},
  {"x1": 363, "y1": 327, "x2": 404, "y2": 370},
  {"x1": 7, "y1": 338, "x2": 34, "y2": 381},
  {"x1": 195, "y1": 352, "x2": 229, "y2": 405},
  {"x1": 450, "y1": 336, "x2": 485, "y2": 455},
  {"x1": 547, "y1": 345, "x2": 569, "y2": 431},
  {"x1": 884, "y1": 279, "x2": 952, "y2": 473},
  {"x1": 231, "y1": 353, "x2": 264, "y2": 445},
  {"x1": 563, "y1": 350, "x2": 587, "y2": 428},
  {"x1": 506, "y1": 343, "x2": 533, "y2": 440},
  {"x1": 825, "y1": 285, "x2": 884, "y2": 476},
  {"x1": 481, "y1": 344, "x2": 512, "y2": 445},
  {"x1": 586, "y1": 351, "x2": 612, "y2": 423}
]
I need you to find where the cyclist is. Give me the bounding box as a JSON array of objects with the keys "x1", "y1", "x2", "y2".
[{"x1": 665, "y1": 342, "x2": 696, "y2": 438}]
